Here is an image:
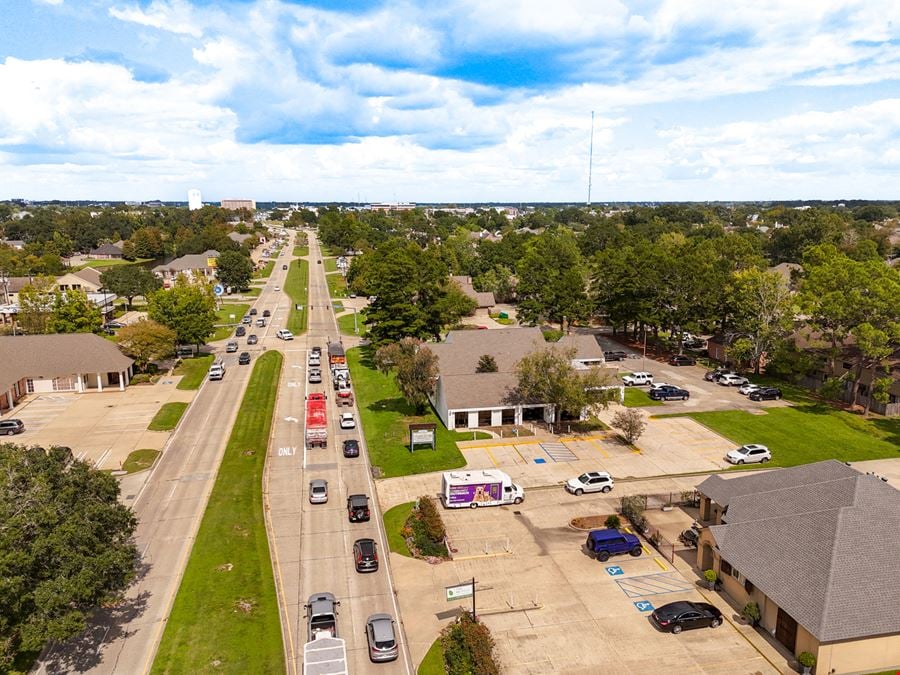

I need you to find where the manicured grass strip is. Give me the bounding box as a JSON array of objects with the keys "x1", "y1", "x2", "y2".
[
  {"x1": 685, "y1": 405, "x2": 900, "y2": 468},
  {"x1": 122, "y1": 448, "x2": 161, "y2": 474},
  {"x1": 73, "y1": 257, "x2": 152, "y2": 271},
  {"x1": 148, "y1": 402, "x2": 189, "y2": 431},
  {"x1": 383, "y1": 502, "x2": 414, "y2": 557},
  {"x1": 211, "y1": 303, "x2": 250, "y2": 341},
  {"x1": 623, "y1": 387, "x2": 663, "y2": 407},
  {"x1": 417, "y1": 638, "x2": 444, "y2": 675},
  {"x1": 254, "y1": 260, "x2": 275, "y2": 278},
  {"x1": 323, "y1": 257, "x2": 338, "y2": 273},
  {"x1": 242, "y1": 287, "x2": 262, "y2": 297},
  {"x1": 293, "y1": 246, "x2": 308, "y2": 257},
  {"x1": 175, "y1": 355, "x2": 214, "y2": 390},
  {"x1": 151, "y1": 351, "x2": 284, "y2": 675},
  {"x1": 348, "y1": 347, "x2": 466, "y2": 478},
  {"x1": 285, "y1": 258, "x2": 309, "y2": 334},
  {"x1": 325, "y1": 271, "x2": 348, "y2": 298},
  {"x1": 337, "y1": 311, "x2": 365, "y2": 336}
]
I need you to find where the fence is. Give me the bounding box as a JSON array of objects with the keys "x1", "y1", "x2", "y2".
[{"x1": 618, "y1": 491, "x2": 701, "y2": 563}]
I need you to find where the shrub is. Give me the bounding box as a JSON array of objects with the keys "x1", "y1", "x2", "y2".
[
  {"x1": 604, "y1": 514, "x2": 621, "y2": 529},
  {"x1": 704, "y1": 569, "x2": 718, "y2": 584},
  {"x1": 797, "y1": 651, "x2": 816, "y2": 668},
  {"x1": 441, "y1": 613, "x2": 499, "y2": 675},
  {"x1": 620, "y1": 494, "x2": 647, "y2": 531},
  {"x1": 417, "y1": 495, "x2": 446, "y2": 542},
  {"x1": 742, "y1": 601, "x2": 761, "y2": 626},
  {"x1": 541, "y1": 329, "x2": 563, "y2": 342},
  {"x1": 404, "y1": 496, "x2": 449, "y2": 559},
  {"x1": 611, "y1": 408, "x2": 647, "y2": 444}
]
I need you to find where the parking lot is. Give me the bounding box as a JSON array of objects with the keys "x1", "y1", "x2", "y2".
[{"x1": 391, "y1": 488, "x2": 782, "y2": 674}]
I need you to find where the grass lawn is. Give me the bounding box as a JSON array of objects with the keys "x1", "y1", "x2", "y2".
[
  {"x1": 73, "y1": 257, "x2": 152, "y2": 271},
  {"x1": 323, "y1": 257, "x2": 338, "y2": 273},
  {"x1": 417, "y1": 638, "x2": 444, "y2": 675},
  {"x1": 326, "y1": 271, "x2": 348, "y2": 298},
  {"x1": 293, "y1": 246, "x2": 309, "y2": 257},
  {"x1": 684, "y1": 404, "x2": 900, "y2": 468},
  {"x1": 148, "y1": 402, "x2": 189, "y2": 431},
  {"x1": 623, "y1": 387, "x2": 663, "y2": 407},
  {"x1": 254, "y1": 260, "x2": 275, "y2": 278},
  {"x1": 151, "y1": 351, "x2": 284, "y2": 675},
  {"x1": 242, "y1": 286, "x2": 262, "y2": 297},
  {"x1": 285, "y1": 258, "x2": 309, "y2": 334},
  {"x1": 383, "y1": 501, "x2": 414, "y2": 557},
  {"x1": 211, "y1": 303, "x2": 250, "y2": 341},
  {"x1": 337, "y1": 311, "x2": 365, "y2": 336},
  {"x1": 174, "y1": 355, "x2": 214, "y2": 390},
  {"x1": 348, "y1": 347, "x2": 468, "y2": 477},
  {"x1": 121, "y1": 448, "x2": 161, "y2": 473}
]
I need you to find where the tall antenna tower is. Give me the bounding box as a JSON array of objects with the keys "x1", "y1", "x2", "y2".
[{"x1": 587, "y1": 111, "x2": 595, "y2": 206}]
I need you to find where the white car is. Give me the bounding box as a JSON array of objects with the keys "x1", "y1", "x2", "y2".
[
  {"x1": 274, "y1": 286, "x2": 281, "y2": 291},
  {"x1": 725, "y1": 444, "x2": 771, "y2": 465},
  {"x1": 649, "y1": 381, "x2": 674, "y2": 391},
  {"x1": 339, "y1": 412, "x2": 356, "y2": 429},
  {"x1": 738, "y1": 383, "x2": 761, "y2": 396},
  {"x1": 565, "y1": 471, "x2": 614, "y2": 496},
  {"x1": 276, "y1": 329, "x2": 294, "y2": 340},
  {"x1": 622, "y1": 372, "x2": 654, "y2": 386},
  {"x1": 718, "y1": 373, "x2": 749, "y2": 387}
]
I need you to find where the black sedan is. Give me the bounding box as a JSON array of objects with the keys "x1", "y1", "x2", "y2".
[
  {"x1": 649, "y1": 385, "x2": 690, "y2": 401},
  {"x1": 651, "y1": 601, "x2": 722, "y2": 633},
  {"x1": 343, "y1": 439, "x2": 360, "y2": 458},
  {"x1": 668, "y1": 354, "x2": 696, "y2": 366},
  {"x1": 238, "y1": 352, "x2": 251, "y2": 365},
  {"x1": 749, "y1": 387, "x2": 782, "y2": 401}
]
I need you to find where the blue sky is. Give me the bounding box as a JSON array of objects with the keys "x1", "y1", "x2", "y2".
[{"x1": 1, "y1": 0, "x2": 899, "y2": 201}]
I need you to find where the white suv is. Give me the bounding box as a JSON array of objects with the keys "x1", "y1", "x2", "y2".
[
  {"x1": 339, "y1": 412, "x2": 356, "y2": 429},
  {"x1": 566, "y1": 471, "x2": 614, "y2": 496},
  {"x1": 725, "y1": 444, "x2": 771, "y2": 464},
  {"x1": 718, "y1": 373, "x2": 749, "y2": 387},
  {"x1": 208, "y1": 363, "x2": 226, "y2": 381},
  {"x1": 276, "y1": 329, "x2": 294, "y2": 340},
  {"x1": 622, "y1": 372, "x2": 653, "y2": 386}
]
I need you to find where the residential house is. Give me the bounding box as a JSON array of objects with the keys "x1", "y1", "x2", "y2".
[
  {"x1": 152, "y1": 250, "x2": 219, "y2": 286},
  {"x1": 450, "y1": 275, "x2": 495, "y2": 316},
  {"x1": 428, "y1": 327, "x2": 617, "y2": 429},
  {"x1": 695, "y1": 461, "x2": 900, "y2": 674},
  {"x1": 0, "y1": 334, "x2": 134, "y2": 412},
  {"x1": 88, "y1": 242, "x2": 124, "y2": 259},
  {"x1": 55, "y1": 267, "x2": 104, "y2": 293}
]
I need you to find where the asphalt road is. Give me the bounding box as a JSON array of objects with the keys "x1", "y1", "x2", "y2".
[
  {"x1": 264, "y1": 231, "x2": 413, "y2": 675},
  {"x1": 36, "y1": 244, "x2": 286, "y2": 675}
]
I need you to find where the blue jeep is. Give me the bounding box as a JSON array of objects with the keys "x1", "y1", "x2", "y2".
[{"x1": 585, "y1": 528, "x2": 643, "y2": 562}]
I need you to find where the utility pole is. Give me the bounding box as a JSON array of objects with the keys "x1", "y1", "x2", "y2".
[{"x1": 587, "y1": 111, "x2": 595, "y2": 206}]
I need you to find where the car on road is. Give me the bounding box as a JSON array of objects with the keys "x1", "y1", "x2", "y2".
[
  {"x1": 566, "y1": 471, "x2": 614, "y2": 496},
  {"x1": 309, "y1": 479, "x2": 328, "y2": 504},
  {"x1": 208, "y1": 362, "x2": 226, "y2": 381},
  {"x1": 725, "y1": 443, "x2": 771, "y2": 465},
  {"x1": 308, "y1": 353, "x2": 321, "y2": 367},
  {"x1": 749, "y1": 387, "x2": 783, "y2": 401},
  {"x1": 238, "y1": 352, "x2": 251, "y2": 365},
  {"x1": 276, "y1": 329, "x2": 293, "y2": 340},
  {"x1": 651, "y1": 601, "x2": 722, "y2": 634},
  {"x1": 282, "y1": 264, "x2": 288, "y2": 270},
  {"x1": 622, "y1": 371, "x2": 654, "y2": 386},
  {"x1": 247, "y1": 334, "x2": 258, "y2": 345},
  {"x1": 242, "y1": 315, "x2": 251, "y2": 325},
  {"x1": 249, "y1": 308, "x2": 257, "y2": 316},
  {"x1": 649, "y1": 385, "x2": 690, "y2": 401},
  {"x1": 585, "y1": 528, "x2": 643, "y2": 562},
  {"x1": 342, "y1": 439, "x2": 360, "y2": 458},
  {"x1": 718, "y1": 373, "x2": 749, "y2": 387},
  {"x1": 274, "y1": 285, "x2": 280, "y2": 291},
  {"x1": 603, "y1": 350, "x2": 628, "y2": 362},
  {"x1": 306, "y1": 593, "x2": 339, "y2": 641},
  {"x1": 339, "y1": 412, "x2": 356, "y2": 429},
  {"x1": 262, "y1": 309, "x2": 271, "y2": 317},
  {"x1": 353, "y1": 538, "x2": 379, "y2": 572},
  {"x1": 738, "y1": 382, "x2": 760, "y2": 396},
  {"x1": 235, "y1": 326, "x2": 246, "y2": 337},
  {"x1": 308, "y1": 368, "x2": 322, "y2": 384},
  {"x1": 365, "y1": 614, "x2": 399, "y2": 662},
  {"x1": 668, "y1": 354, "x2": 696, "y2": 366},
  {"x1": 311, "y1": 345, "x2": 321, "y2": 355},
  {"x1": 225, "y1": 341, "x2": 239, "y2": 353},
  {"x1": 0, "y1": 419, "x2": 25, "y2": 436},
  {"x1": 256, "y1": 318, "x2": 266, "y2": 327},
  {"x1": 349, "y1": 293, "x2": 357, "y2": 298},
  {"x1": 347, "y1": 494, "x2": 370, "y2": 522}
]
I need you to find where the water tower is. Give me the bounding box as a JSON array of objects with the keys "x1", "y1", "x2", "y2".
[{"x1": 188, "y1": 188, "x2": 202, "y2": 211}]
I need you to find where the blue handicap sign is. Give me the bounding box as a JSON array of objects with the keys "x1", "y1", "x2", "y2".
[
  {"x1": 634, "y1": 601, "x2": 654, "y2": 612},
  {"x1": 606, "y1": 566, "x2": 624, "y2": 576},
  {"x1": 213, "y1": 284, "x2": 224, "y2": 296},
  {"x1": 534, "y1": 458, "x2": 546, "y2": 464}
]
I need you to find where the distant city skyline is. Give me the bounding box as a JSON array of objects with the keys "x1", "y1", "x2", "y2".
[{"x1": 2, "y1": 1, "x2": 899, "y2": 202}]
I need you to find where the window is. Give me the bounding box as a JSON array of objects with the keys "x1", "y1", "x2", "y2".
[
  {"x1": 26, "y1": 379, "x2": 34, "y2": 394},
  {"x1": 454, "y1": 412, "x2": 467, "y2": 428},
  {"x1": 720, "y1": 560, "x2": 733, "y2": 576},
  {"x1": 744, "y1": 579, "x2": 754, "y2": 594},
  {"x1": 477, "y1": 410, "x2": 492, "y2": 427}
]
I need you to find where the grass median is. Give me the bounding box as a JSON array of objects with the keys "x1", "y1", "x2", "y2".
[
  {"x1": 148, "y1": 402, "x2": 188, "y2": 431},
  {"x1": 254, "y1": 260, "x2": 275, "y2": 278},
  {"x1": 211, "y1": 303, "x2": 250, "y2": 341},
  {"x1": 151, "y1": 350, "x2": 284, "y2": 675},
  {"x1": 174, "y1": 355, "x2": 214, "y2": 390},
  {"x1": 285, "y1": 258, "x2": 309, "y2": 334},
  {"x1": 293, "y1": 246, "x2": 309, "y2": 257},
  {"x1": 383, "y1": 502, "x2": 415, "y2": 557},
  {"x1": 326, "y1": 271, "x2": 348, "y2": 298},
  {"x1": 417, "y1": 638, "x2": 444, "y2": 675}
]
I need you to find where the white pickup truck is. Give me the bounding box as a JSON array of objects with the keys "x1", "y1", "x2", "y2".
[{"x1": 622, "y1": 371, "x2": 653, "y2": 386}]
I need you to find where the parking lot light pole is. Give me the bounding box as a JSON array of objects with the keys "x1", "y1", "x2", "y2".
[{"x1": 642, "y1": 329, "x2": 647, "y2": 372}]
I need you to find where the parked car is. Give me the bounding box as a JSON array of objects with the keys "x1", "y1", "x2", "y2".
[
  {"x1": 668, "y1": 354, "x2": 696, "y2": 366},
  {"x1": 678, "y1": 525, "x2": 701, "y2": 548},
  {"x1": 339, "y1": 412, "x2": 356, "y2": 429},
  {"x1": 704, "y1": 368, "x2": 735, "y2": 382},
  {"x1": 262, "y1": 309, "x2": 271, "y2": 317},
  {"x1": 566, "y1": 471, "x2": 614, "y2": 496},
  {"x1": 247, "y1": 334, "x2": 259, "y2": 345},
  {"x1": 365, "y1": 614, "x2": 399, "y2": 662},
  {"x1": 718, "y1": 373, "x2": 749, "y2": 387},
  {"x1": 622, "y1": 371, "x2": 654, "y2": 386},
  {"x1": 738, "y1": 383, "x2": 761, "y2": 396},
  {"x1": 235, "y1": 326, "x2": 246, "y2": 337},
  {"x1": 0, "y1": 419, "x2": 25, "y2": 436},
  {"x1": 308, "y1": 368, "x2": 322, "y2": 384},
  {"x1": 309, "y1": 479, "x2": 328, "y2": 504},
  {"x1": 649, "y1": 385, "x2": 690, "y2": 401},
  {"x1": 238, "y1": 352, "x2": 251, "y2": 365},
  {"x1": 651, "y1": 601, "x2": 722, "y2": 633},
  {"x1": 353, "y1": 538, "x2": 379, "y2": 572},
  {"x1": 276, "y1": 329, "x2": 293, "y2": 340},
  {"x1": 225, "y1": 341, "x2": 239, "y2": 353},
  {"x1": 249, "y1": 308, "x2": 258, "y2": 316},
  {"x1": 682, "y1": 338, "x2": 706, "y2": 350},
  {"x1": 347, "y1": 494, "x2": 370, "y2": 522},
  {"x1": 750, "y1": 387, "x2": 783, "y2": 401},
  {"x1": 725, "y1": 443, "x2": 771, "y2": 465},
  {"x1": 585, "y1": 529, "x2": 643, "y2": 562},
  {"x1": 603, "y1": 350, "x2": 628, "y2": 362},
  {"x1": 342, "y1": 439, "x2": 360, "y2": 458},
  {"x1": 104, "y1": 320, "x2": 125, "y2": 329}
]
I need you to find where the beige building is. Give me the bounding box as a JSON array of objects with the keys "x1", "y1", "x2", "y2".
[
  {"x1": 0, "y1": 334, "x2": 134, "y2": 412},
  {"x1": 152, "y1": 250, "x2": 219, "y2": 286},
  {"x1": 220, "y1": 199, "x2": 256, "y2": 211},
  {"x1": 696, "y1": 461, "x2": 900, "y2": 675}
]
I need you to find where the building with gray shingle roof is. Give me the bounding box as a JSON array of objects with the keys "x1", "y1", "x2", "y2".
[
  {"x1": 695, "y1": 461, "x2": 900, "y2": 674},
  {"x1": 152, "y1": 250, "x2": 219, "y2": 284}
]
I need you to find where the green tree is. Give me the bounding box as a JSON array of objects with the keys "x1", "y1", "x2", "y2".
[
  {"x1": 508, "y1": 346, "x2": 614, "y2": 423},
  {"x1": 215, "y1": 250, "x2": 254, "y2": 291},
  {"x1": 100, "y1": 265, "x2": 162, "y2": 309},
  {"x1": 476, "y1": 354, "x2": 498, "y2": 373},
  {"x1": 48, "y1": 289, "x2": 103, "y2": 334},
  {"x1": 16, "y1": 276, "x2": 57, "y2": 334},
  {"x1": 0, "y1": 443, "x2": 138, "y2": 670},
  {"x1": 147, "y1": 276, "x2": 217, "y2": 346},
  {"x1": 116, "y1": 319, "x2": 176, "y2": 372},
  {"x1": 516, "y1": 229, "x2": 589, "y2": 329},
  {"x1": 727, "y1": 269, "x2": 795, "y2": 374},
  {"x1": 611, "y1": 408, "x2": 647, "y2": 445},
  {"x1": 374, "y1": 338, "x2": 439, "y2": 413}
]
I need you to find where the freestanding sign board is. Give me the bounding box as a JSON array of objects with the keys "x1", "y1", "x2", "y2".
[{"x1": 409, "y1": 423, "x2": 436, "y2": 452}]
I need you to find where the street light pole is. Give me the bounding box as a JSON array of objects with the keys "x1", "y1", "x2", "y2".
[{"x1": 642, "y1": 328, "x2": 647, "y2": 372}]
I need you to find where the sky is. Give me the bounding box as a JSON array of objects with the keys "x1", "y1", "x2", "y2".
[{"x1": 1, "y1": 0, "x2": 900, "y2": 202}]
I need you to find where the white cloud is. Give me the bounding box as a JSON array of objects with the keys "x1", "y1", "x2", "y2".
[
  {"x1": 109, "y1": 0, "x2": 206, "y2": 38},
  {"x1": 33, "y1": 0, "x2": 64, "y2": 5}
]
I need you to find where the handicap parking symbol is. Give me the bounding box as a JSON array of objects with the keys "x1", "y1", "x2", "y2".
[
  {"x1": 606, "y1": 566, "x2": 624, "y2": 576},
  {"x1": 634, "y1": 601, "x2": 654, "y2": 612}
]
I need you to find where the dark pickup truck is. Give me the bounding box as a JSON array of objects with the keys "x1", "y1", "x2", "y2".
[
  {"x1": 347, "y1": 494, "x2": 370, "y2": 523},
  {"x1": 649, "y1": 385, "x2": 690, "y2": 401}
]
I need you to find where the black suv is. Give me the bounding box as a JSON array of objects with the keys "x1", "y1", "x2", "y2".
[
  {"x1": 0, "y1": 419, "x2": 25, "y2": 436},
  {"x1": 604, "y1": 350, "x2": 627, "y2": 362},
  {"x1": 749, "y1": 387, "x2": 782, "y2": 401},
  {"x1": 668, "y1": 354, "x2": 696, "y2": 366},
  {"x1": 262, "y1": 309, "x2": 271, "y2": 317},
  {"x1": 347, "y1": 494, "x2": 370, "y2": 522},
  {"x1": 238, "y1": 352, "x2": 251, "y2": 365},
  {"x1": 249, "y1": 308, "x2": 258, "y2": 316},
  {"x1": 353, "y1": 538, "x2": 379, "y2": 572},
  {"x1": 649, "y1": 385, "x2": 690, "y2": 401}
]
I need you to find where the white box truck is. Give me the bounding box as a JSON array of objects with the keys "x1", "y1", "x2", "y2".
[{"x1": 440, "y1": 470, "x2": 524, "y2": 509}]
